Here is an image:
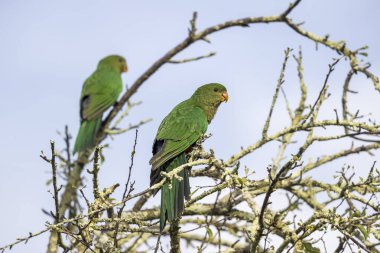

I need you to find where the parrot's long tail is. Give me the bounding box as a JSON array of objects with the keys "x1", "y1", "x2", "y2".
[
  {"x1": 73, "y1": 117, "x2": 102, "y2": 154},
  {"x1": 160, "y1": 153, "x2": 190, "y2": 232}
]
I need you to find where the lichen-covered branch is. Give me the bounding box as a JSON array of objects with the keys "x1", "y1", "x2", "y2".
[{"x1": 2, "y1": 1, "x2": 380, "y2": 252}]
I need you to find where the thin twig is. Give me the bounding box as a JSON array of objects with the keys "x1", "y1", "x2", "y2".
[
  {"x1": 262, "y1": 48, "x2": 292, "y2": 139},
  {"x1": 168, "y1": 52, "x2": 216, "y2": 64},
  {"x1": 113, "y1": 129, "x2": 138, "y2": 247}
]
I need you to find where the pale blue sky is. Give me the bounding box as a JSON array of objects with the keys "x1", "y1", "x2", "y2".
[{"x1": 0, "y1": 1, "x2": 379, "y2": 252}]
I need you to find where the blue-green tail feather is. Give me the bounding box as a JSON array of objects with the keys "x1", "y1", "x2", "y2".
[{"x1": 73, "y1": 117, "x2": 102, "y2": 154}]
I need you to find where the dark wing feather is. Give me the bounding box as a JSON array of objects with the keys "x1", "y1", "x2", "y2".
[{"x1": 80, "y1": 95, "x2": 90, "y2": 121}]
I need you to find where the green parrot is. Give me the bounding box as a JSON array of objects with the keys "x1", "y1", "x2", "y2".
[
  {"x1": 150, "y1": 83, "x2": 228, "y2": 231},
  {"x1": 73, "y1": 55, "x2": 128, "y2": 154}
]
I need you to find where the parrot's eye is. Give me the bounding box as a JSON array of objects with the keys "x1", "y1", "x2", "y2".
[
  {"x1": 119, "y1": 58, "x2": 124, "y2": 62},
  {"x1": 213, "y1": 88, "x2": 219, "y2": 92}
]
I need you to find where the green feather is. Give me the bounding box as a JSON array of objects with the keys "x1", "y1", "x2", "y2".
[
  {"x1": 160, "y1": 153, "x2": 189, "y2": 231},
  {"x1": 151, "y1": 83, "x2": 228, "y2": 232},
  {"x1": 73, "y1": 55, "x2": 126, "y2": 154},
  {"x1": 73, "y1": 117, "x2": 102, "y2": 154}
]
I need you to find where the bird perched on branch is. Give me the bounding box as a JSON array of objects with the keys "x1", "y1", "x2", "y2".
[
  {"x1": 150, "y1": 83, "x2": 228, "y2": 231},
  {"x1": 73, "y1": 55, "x2": 128, "y2": 154}
]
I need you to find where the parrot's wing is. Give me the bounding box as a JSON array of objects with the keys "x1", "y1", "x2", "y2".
[
  {"x1": 150, "y1": 104, "x2": 208, "y2": 170},
  {"x1": 81, "y1": 93, "x2": 116, "y2": 120},
  {"x1": 80, "y1": 72, "x2": 120, "y2": 121}
]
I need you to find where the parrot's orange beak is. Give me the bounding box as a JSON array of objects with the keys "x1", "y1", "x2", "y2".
[
  {"x1": 221, "y1": 91, "x2": 229, "y2": 102},
  {"x1": 121, "y1": 64, "x2": 128, "y2": 73}
]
